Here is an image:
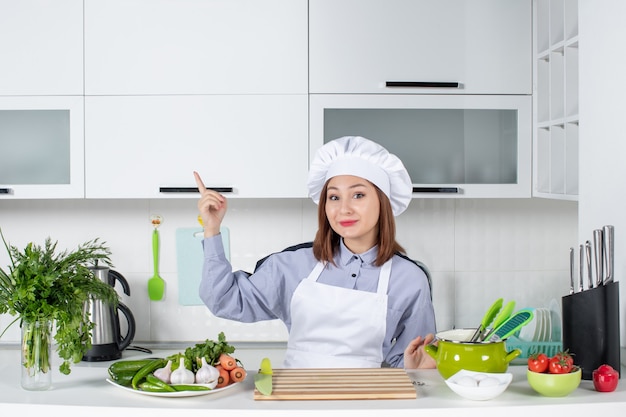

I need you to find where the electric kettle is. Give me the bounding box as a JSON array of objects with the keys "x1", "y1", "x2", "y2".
[{"x1": 82, "y1": 265, "x2": 136, "y2": 361}]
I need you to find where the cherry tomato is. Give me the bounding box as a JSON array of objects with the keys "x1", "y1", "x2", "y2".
[
  {"x1": 548, "y1": 352, "x2": 574, "y2": 374},
  {"x1": 593, "y1": 364, "x2": 619, "y2": 392},
  {"x1": 528, "y1": 353, "x2": 549, "y2": 373}
]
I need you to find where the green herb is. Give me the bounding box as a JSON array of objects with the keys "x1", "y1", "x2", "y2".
[
  {"x1": 167, "y1": 332, "x2": 236, "y2": 372},
  {"x1": 0, "y1": 228, "x2": 119, "y2": 375}
]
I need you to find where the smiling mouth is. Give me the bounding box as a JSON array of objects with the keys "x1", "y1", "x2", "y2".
[{"x1": 339, "y1": 220, "x2": 357, "y2": 227}]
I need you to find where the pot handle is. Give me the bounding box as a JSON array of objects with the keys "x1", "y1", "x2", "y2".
[
  {"x1": 424, "y1": 343, "x2": 438, "y2": 359},
  {"x1": 505, "y1": 348, "x2": 522, "y2": 364},
  {"x1": 116, "y1": 302, "x2": 136, "y2": 351}
]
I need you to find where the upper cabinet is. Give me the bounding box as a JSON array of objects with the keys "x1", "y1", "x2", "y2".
[
  {"x1": 0, "y1": 0, "x2": 83, "y2": 95},
  {"x1": 309, "y1": 0, "x2": 532, "y2": 95},
  {"x1": 0, "y1": 96, "x2": 85, "y2": 199},
  {"x1": 84, "y1": 0, "x2": 308, "y2": 95},
  {"x1": 533, "y1": 0, "x2": 579, "y2": 200}
]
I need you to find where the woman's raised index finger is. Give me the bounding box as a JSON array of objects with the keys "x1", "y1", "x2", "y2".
[{"x1": 193, "y1": 171, "x2": 208, "y2": 194}]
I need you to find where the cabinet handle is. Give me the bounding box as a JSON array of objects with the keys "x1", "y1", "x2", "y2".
[
  {"x1": 412, "y1": 187, "x2": 459, "y2": 193},
  {"x1": 0, "y1": 188, "x2": 12, "y2": 194},
  {"x1": 386, "y1": 81, "x2": 460, "y2": 88},
  {"x1": 159, "y1": 187, "x2": 234, "y2": 193}
]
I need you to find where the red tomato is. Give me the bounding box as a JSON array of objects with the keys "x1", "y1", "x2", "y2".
[
  {"x1": 593, "y1": 364, "x2": 619, "y2": 392},
  {"x1": 548, "y1": 352, "x2": 574, "y2": 374},
  {"x1": 528, "y1": 353, "x2": 549, "y2": 373}
]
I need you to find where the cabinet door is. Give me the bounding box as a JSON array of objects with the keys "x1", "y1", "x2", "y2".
[
  {"x1": 310, "y1": 0, "x2": 531, "y2": 95},
  {"x1": 85, "y1": 95, "x2": 309, "y2": 199},
  {"x1": 84, "y1": 0, "x2": 308, "y2": 95},
  {"x1": 311, "y1": 94, "x2": 532, "y2": 198},
  {"x1": 0, "y1": 0, "x2": 83, "y2": 95},
  {"x1": 0, "y1": 96, "x2": 85, "y2": 199}
]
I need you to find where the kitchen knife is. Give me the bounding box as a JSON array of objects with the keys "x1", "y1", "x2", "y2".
[
  {"x1": 585, "y1": 240, "x2": 593, "y2": 290},
  {"x1": 603, "y1": 225, "x2": 614, "y2": 284},
  {"x1": 578, "y1": 244, "x2": 584, "y2": 292},
  {"x1": 569, "y1": 247, "x2": 575, "y2": 294},
  {"x1": 593, "y1": 229, "x2": 604, "y2": 287}
]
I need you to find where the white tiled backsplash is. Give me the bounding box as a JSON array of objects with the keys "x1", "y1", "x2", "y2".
[{"x1": 0, "y1": 198, "x2": 577, "y2": 344}]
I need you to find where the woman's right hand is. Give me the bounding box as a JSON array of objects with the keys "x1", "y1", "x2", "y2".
[{"x1": 194, "y1": 171, "x2": 227, "y2": 237}]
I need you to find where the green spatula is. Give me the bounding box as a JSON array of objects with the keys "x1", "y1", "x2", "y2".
[
  {"x1": 148, "y1": 215, "x2": 165, "y2": 301},
  {"x1": 481, "y1": 300, "x2": 516, "y2": 341},
  {"x1": 487, "y1": 308, "x2": 534, "y2": 342},
  {"x1": 469, "y1": 298, "x2": 503, "y2": 342}
]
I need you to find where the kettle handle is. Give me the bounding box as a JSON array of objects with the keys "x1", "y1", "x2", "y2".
[
  {"x1": 109, "y1": 270, "x2": 131, "y2": 296},
  {"x1": 116, "y1": 302, "x2": 136, "y2": 351}
]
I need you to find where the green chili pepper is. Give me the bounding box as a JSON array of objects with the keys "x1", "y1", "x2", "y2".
[
  {"x1": 138, "y1": 382, "x2": 171, "y2": 392},
  {"x1": 145, "y1": 374, "x2": 177, "y2": 392},
  {"x1": 131, "y1": 359, "x2": 167, "y2": 390},
  {"x1": 171, "y1": 384, "x2": 212, "y2": 392}
]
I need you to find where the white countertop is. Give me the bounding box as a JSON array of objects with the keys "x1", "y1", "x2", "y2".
[{"x1": 1, "y1": 343, "x2": 625, "y2": 417}]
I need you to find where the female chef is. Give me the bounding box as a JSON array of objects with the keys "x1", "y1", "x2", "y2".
[{"x1": 195, "y1": 136, "x2": 436, "y2": 369}]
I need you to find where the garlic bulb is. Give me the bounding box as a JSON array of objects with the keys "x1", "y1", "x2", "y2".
[
  {"x1": 195, "y1": 357, "x2": 220, "y2": 388},
  {"x1": 170, "y1": 357, "x2": 195, "y2": 385},
  {"x1": 153, "y1": 359, "x2": 173, "y2": 383}
]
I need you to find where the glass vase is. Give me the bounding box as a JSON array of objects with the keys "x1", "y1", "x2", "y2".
[{"x1": 21, "y1": 318, "x2": 53, "y2": 391}]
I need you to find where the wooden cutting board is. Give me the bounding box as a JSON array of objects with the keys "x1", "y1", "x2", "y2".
[{"x1": 253, "y1": 368, "x2": 417, "y2": 401}]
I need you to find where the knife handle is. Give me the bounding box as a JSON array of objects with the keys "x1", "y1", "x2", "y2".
[
  {"x1": 603, "y1": 225, "x2": 614, "y2": 284},
  {"x1": 578, "y1": 244, "x2": 584, "y2": 292},
  {"x1": 593, "y1": 229, "x2": 604, "y2": 287},
  {"x1": 569, "y1": 247, "x2": 575, "y2": 294},
  {"x1": 585, "y1": 240, "x2": 593, "y2": 289}
]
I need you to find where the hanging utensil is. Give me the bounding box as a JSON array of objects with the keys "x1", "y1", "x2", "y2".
[
  {"x1": 487, "y1": 309, "x2": 534, "y2": 342},
  {"x1": 481, "y1": 300, "x2": 515, "y2": 341},
  {"x1": 469, "y1": 298, "x2": 503, "y2": 342},
  {"x1": 603, "y1": 225, "x2": 614, "y2": 284},
  {"x1": 147, "y1": 214, "x2": 165, "y2": 301}
]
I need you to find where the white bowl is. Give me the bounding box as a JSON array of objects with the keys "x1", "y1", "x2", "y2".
[{"x1": 445, "y1": 370, "x2": 513, "y2": 401}]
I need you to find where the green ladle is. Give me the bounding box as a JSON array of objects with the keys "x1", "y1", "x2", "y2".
[{"x1": 148, "y1": 217, "x2": 165, "y2": 301}]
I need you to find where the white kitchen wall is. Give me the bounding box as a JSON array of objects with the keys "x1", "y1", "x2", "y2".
[{"x1": 0, "y1": 197, "x2": 577, "y2": 345}]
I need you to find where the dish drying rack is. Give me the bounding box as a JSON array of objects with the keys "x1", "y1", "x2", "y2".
[{"x1": 506, "y1": 335, "x2": 562, "y2": 360}]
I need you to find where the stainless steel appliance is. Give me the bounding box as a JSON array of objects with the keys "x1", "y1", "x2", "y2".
[{"x1": 82, "y1": 265, "x2": 136, "y2": 361}]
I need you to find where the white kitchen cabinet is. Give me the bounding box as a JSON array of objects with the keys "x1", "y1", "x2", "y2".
[
  {"x1": 533, "y1": 0, "x2": 579, "y2": 200},
  {"x1": 84, "y1": 0, "x2": 308, "y2": 95},
  {"x1": 84, "y1": 95, "x2": 309, "y2": 199},
  {"x1": 0, "y1": 0, "x2": 83, "y2": 95},
  {"x1": 309, "y1": 0, "x2": 532, "y2": 95},
  {"x1": 311, "y1": 94, "x2": 532, "y2": 198},
  {"x1": 0, "y1": 96, "x2": 85, "y2": 199}
]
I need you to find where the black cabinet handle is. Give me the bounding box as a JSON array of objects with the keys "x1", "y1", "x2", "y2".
[
  {"x1": 413, "y1": 187, "x2": 459, "y2": 193},
  {"x1": 386, "y1": 81, "x2": 460, "y2": 88},
  {"x1": 159, "y1": 187, "x2": 234, "y2": 193},
  {"x1": 0, "y1": 188, "x2": 12, "y2": 194}
]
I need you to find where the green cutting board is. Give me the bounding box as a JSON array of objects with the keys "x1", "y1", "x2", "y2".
[{"x1": 175, "y1": 227, "x2": 230, "y2": 306}]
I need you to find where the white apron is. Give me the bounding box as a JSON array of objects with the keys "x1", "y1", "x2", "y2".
[{"x1": 283, "y1": 259, "x2": 392, "y2": 368}]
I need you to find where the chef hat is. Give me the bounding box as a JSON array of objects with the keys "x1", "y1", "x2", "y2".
[{"x1": 307, "y1": 136, "x2": 413, "y2": 216}]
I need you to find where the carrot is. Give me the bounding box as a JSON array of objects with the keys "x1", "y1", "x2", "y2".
[
  {"x1": 215, "y1": 364, "x2": 230, "y2": 388},
  {"x1": 229, "y1": 366, "x2": 247, "y2": 383},
  {"x1": 218, "y1": 353, "x2": 237, "y2": 371}
]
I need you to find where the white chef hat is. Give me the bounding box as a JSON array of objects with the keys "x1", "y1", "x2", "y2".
[{"x1": 307, "y1": 136, "x2": 413, "y2": 216}]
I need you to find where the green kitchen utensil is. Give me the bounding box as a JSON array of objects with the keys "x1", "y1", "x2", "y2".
[
  {"x1": 469, "y1": 298, "x2": 503, "y2": 342},
  {"x1": 254, "y1": 357, "x2": 273, "y2": 395},
  {"x1": 481, "y1": 300, "x2": 516, "y2": 341},
  {"x1": 488, "y1": 308, "x2": 534, "y2": 342},
  {"x1": 148, "y1": 215, "x2": 165, "y2": 301}
]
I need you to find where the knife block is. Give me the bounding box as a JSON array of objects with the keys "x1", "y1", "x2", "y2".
[{"x1": 561, "y1": 281, "x2": 621, "y2": 380}]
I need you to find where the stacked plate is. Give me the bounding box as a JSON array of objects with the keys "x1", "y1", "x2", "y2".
[{"x1": 518, "y1": 300, "x2": 562, "y2": 342}]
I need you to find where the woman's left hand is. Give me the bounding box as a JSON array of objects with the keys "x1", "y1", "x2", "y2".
[{"x1": 403, "y1": 333, "x2": 436, "y2": 369}]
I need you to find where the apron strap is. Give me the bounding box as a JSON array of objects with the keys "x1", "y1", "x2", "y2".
[
  {"x1": 306, "y1": 261, "x2": 326, "y2": 281},
  {"x1": 376, "y1": 259, "x2": 392, "y2": 295}
]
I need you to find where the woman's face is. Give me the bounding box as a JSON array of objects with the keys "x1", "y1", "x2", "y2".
[{"x1": 324, "y1": 175, "x2": 381, "y2": 253}]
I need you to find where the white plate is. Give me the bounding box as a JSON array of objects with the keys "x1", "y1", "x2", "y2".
[
  {"x1": 106, "y1": 378, "x2": 240, "y2": 398},
  {"x1": 548, "y1": 298, "x2": 561, "y2": 342}
]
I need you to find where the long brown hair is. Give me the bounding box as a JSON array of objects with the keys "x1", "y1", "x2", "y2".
[{"x1": 312, "y1": 180, "x2": 405, "y2": 266}]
